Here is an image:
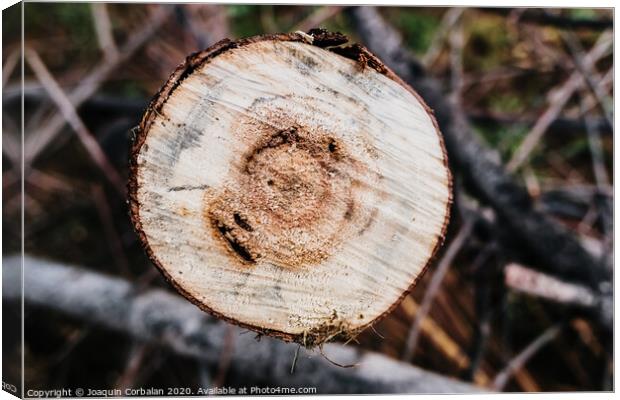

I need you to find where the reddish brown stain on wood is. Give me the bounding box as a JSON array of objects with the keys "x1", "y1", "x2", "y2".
[{"x1": 203, "y1": 99, "x2": 380, "y2": 270}]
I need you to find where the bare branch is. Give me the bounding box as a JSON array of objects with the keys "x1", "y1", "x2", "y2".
[
  {"x1": 422, "y1": 8, "x2": 465, "y2": 68},
  {"x1": 114, "y1": 342, "x2": 150, "y2": 391},
  {"x1": 466, "y1": 108, "x2": 612, "y2": 137},
  {"x1": 176, "y1": 5, "x2": 231, "y2": 49},
  {"x1": 90, "y1": 184, "x2": 132, "y2": 276},
  {"x1": 505, "y1": 263, "x2": 598, "y2": 308},
  {"x1": 24, "y1": 5, "x2": 173, "y2": 164},
  {"x1": 2, "y1": 48, "x2": 20, "y2": 87},
  {"x1": 580, "y1": 93, "x2": 610, "y2": 191},
  {"x1": 26, "y1": 168, "x2": 77, "y2": 194},
  {"x1": 4, "y1": 255, "x2": 484, "y2": 394},
  {"x1": 448, "y1": 11, "x2": 465, "y2": 99},
  {"x1": 346, "y1": 6, "x2": 610, "y2": 292},
  {"x1": 561, "y1": 31, "x2": 613, "y2": 127},
  {"x1": 292, "y1": 6, "x2": 346, "y2": 32},
  {"x1": 506, "y1": 31, "x2": 612, "y2": 172},
  {"x1": 400, "y1": 296, "x2": 471, "y2": 372},
  {"x1": 579, "y1": 67, "x2": 613, "y2": 117},
  {"x1": 91, "y1": 3, "x2": 119, "y2": 60},
  {"x1": 24, "y1": 48, "x2": 125, "y2": 193},
  {"x1": 492, "y1": 324, "x2": 563, "y2": 391},
  {"x1": 403, "y1": 220, "x2": 474, "y2": 361}
]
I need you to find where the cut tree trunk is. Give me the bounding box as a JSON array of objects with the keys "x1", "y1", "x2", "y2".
[{"x1": 128, "y1": 30, "x2": 452, "y2": 346}]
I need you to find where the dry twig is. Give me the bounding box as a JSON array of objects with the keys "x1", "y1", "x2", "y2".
[
  {"x1": 399, "y1": 296, "x2": 472, "y2": 372},
  {"x1": 2, "y1": 49, "x2": 20, "y2": 87},
  {"x1": 492, "y1": 324, "x2": 563, "y2": 391},
  {"x1": 506, "y1": 31, "x2": 612, "y2": 172},
  {"x1": 292, "y1": 6, "x2": 346, "y2": 32},
  {"x1": 91, "y1": 184, "x2": 132, "y2": 276},
  {"x1": 448, "y1": 12, "x2": 465, "y2": 100},
  {"x1": 561, "y1": 31, "x2": 613, "y2": 127},
  {"x1": 347, "y1": 7, "x2": 610, "y2": 294},
  {"x1": 24, "y1": 48, "x2": 125, "y2": 193},
  {"x1": 422, "y1": 8, "x2": 465, "y2": 68},
  {"x1": 403, "y1": 220, "x2": 474, "y2": 361},
  {"x1": 213, "y1": 325, "x2": 235, "y2": 388},
  {"x1": 580, "y1": 93, "x2": 610, "y2": 191},
  {"x1": 505, "y1": 263, "x2": 598, "y2": 309},
  {"x1": 24, "y1": 5, "x2": 173, "y2": 164},
  {"x1": 91, "y1": 3, "x2": 119, "y2": 60},
  {"x1": 115, "y1": 342, "x2": 150, "y2": 391}
]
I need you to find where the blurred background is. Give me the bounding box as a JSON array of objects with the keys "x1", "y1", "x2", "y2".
[{"x1": 2, "y1": 3, "x2": 613, "y2": 394}]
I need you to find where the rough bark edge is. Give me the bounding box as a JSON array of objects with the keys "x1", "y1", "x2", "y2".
[{"x1": 127, "y1": 30, "x2": 453, "y2": 345}]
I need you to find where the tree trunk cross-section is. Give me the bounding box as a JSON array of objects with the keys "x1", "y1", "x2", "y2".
[{"x1": 128, "y1": 30, "x2": 452, "y2": 346}]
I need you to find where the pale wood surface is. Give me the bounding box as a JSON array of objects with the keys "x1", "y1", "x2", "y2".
[{"x1": 132, "y1": 38, "x2": 451, "y2": 343}]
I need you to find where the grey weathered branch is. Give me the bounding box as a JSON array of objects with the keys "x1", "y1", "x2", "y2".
[
  {"x1": 3, "y1": 255, "x2": 483, "y2": 394},
  {"x1": 346, "y1": 7, "x2": 610, "y2": 293},
  {"x1": 506, "y1": 263, "x2": 598, "y2": 308},
  {"x1": 491, "y1": 323, "x2": 563, "y2": 391},
  {"x1": 505, "y1": 263, "x2": 611, "y2": 333}
]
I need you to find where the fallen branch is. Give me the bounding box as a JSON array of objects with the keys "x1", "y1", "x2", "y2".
[
  {"x1": 491, "y1": 324, "x2": 563, "y2": 391},
  {"x1": 2, "y1": 48, "x2": 20, "y2": 87},
  {"x1": 561, "y1": 31, "x2": 613, "y2": 128},
  {"x1": 422, "y1": 8, "x2": 465, "y2": 68},
  {"x1": 580, "y1": 92, "x2": 610, "y2": 192},
  {"x1": 24, "y1": 48, "x2": 125, "y2": 194},
  {"x1": 507, "y1": 31, "x2": 612, "y2": 171},
  {"x1": 403, "y1": 220, "x2": 474, "y2": 361},
  {"x1": 3, "y1": 255, "x2": 483, "y2": 394},
  {"x1": 505, "y1": 263, "x2": 598, "y2": 308},
  {"x1": 24, "y1": 5, "x2": 173, "y2": 165},
  {"x1": 91, "y1": 3, "x2": 119, "y2": 60},
  {"x1": 538, "y1": 185, "x2": 612, "y2": 222}
]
